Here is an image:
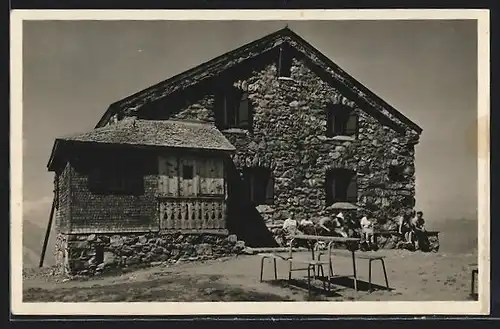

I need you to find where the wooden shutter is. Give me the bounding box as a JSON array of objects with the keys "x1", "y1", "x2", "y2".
[
  {"x1": 238, "y1": 92, "x2": 249, "y2": 127},
  {"x1": 346, "y1": 173, "x2": 358, "y2": 203},
  {"x1": 265, "y1": 172, "x2": 274, "y2": 204},
  {"x1": 344, "y1": 112, "x2": 358, "y2": 136}
]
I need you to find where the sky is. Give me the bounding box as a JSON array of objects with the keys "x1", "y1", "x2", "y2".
[{"x1": 22, "y1": 19, "x2": 479, "y2": 228}]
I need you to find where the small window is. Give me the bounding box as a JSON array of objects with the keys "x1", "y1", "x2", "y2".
[
  {"x1": 388, "y1": 165, "x2": 405, "y2": 182},
  {"x1": 182, "y1": 165, "x2": 194, "y2": 180},
  {"x1": 218, "y1": 86, "x2": 251, "y2": 129},
  {"x1": 326, "y1": 105, "x2": 358, "y2": 137},
  {"x1": 326, "y1": 169, "x2": 357, "y2": 205},
  {"x1": 242, "y1": 167, "x2": 274, "y2": 205},
  {"x1": 278, "y1": 44, "x2": 292, "y2": 78}
]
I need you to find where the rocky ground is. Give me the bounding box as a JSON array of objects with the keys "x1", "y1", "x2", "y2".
[{"x1": 23, "y1": 249, "x2": 478, "y2": 302}]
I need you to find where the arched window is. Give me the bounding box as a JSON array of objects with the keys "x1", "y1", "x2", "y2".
[
  {"x1": 326, "y1": 104, "x2": 358, "y2": 138},
  {"x1": 325, "y1": 169, "x2": 357, "y2": 205}
]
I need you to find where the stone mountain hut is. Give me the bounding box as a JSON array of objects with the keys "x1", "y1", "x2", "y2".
[{"x1": 46, "y1": 27, "x2": 424, "y2": 275}]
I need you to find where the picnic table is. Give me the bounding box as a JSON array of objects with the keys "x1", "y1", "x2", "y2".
[{"x1": 288, "y1": 234, "x2": 360, "y2": 293}]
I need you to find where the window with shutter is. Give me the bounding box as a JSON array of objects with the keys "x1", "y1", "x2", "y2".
[
  {"x1": 326, "y1": 105, "x2": 358, "y2": 137},
  {"x1": 218, "y1": 87, "x2": 252, "y2": 129},
  {"x1": 242, "y1": 167, "x2": 274, "y2": 205},
  {"x1": 346, "y1": 175, "x2": 358, "y2": 202},
  {"x1": 344, "y1": 112, "x2": 359, "y2": 137},
  {"x1": 326, "y1": 169, "x2": 357, "y2": 205},
  {"x1": 238, "y1": 92, "x2": 250, "y2": 127}
]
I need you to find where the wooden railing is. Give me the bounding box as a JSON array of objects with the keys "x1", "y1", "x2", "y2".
[{"x1": 158, "y1": 196, "x2": 226, "y2": 230}]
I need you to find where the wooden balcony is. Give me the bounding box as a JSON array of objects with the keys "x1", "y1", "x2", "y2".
[{"x1": 158, "y1": 196, "x2": 226, "y2": 230}]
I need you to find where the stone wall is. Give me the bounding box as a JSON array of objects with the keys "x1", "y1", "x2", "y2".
[
  {"x1": 168, "y1": 58, "x2": 419, "y2": 232},
  {"x1": 54, "y1": 232, "x2": 245, "y2": 276}
]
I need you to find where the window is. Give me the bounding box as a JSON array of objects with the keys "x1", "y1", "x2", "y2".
[
  {"x1": 326, "y1": 105, "x2": 358, "y2": 137},
  {"x1": 388, "y1": 165, "x2": 405, "y2": 182},
  {"x1": 325, "y1": 169, "x2": 357, "y2": 205},
  {"x1": 242, "y1": 167, "x2": 274, "y2": 205},
  {"x1": 182, "y1": 165, "x2": 194, "y2": 180},
  {"x1": 88, "y1": 158, "x2": 143, "y2": 195},
  {"x1": 278, "y1": 44, "x2": 292, "y2": 78},
  {"x1": 219, "y1": 86, "x2": 251, "y2": 129}
]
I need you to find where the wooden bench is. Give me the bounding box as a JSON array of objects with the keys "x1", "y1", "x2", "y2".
[
  {"x1": 317, "y1": 251, "x2": 390, "y2": 292},
  {"x1": 373, "y1": 230, "x2": 440, "y2": 251}
]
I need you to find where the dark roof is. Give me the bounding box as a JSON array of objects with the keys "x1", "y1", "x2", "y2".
[
  {"x1": 48, "y1": 118, "x2": 236, "y2": 170},
  {"x1": 95, "y1": 27, "x2": 422, "y2": 134}
]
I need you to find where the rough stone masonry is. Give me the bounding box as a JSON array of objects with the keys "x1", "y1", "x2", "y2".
[{"x1": 170, "y1": 58, "x2": 420, "y2": 230}]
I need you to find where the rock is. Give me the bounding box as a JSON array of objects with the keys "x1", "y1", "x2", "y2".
[
  {"x1": 110, "y1": 236, "x2": 124, "y2": 248},
  {"x1": 153, "y1": 247, "x2": 164, "y2": 254},
  {"x1": 127, "y1": 257, "x2": 140, "y2": 266},
  {"x1": 103, "y1": 251, "x2": 117, "y2": 266},
  {"x1": 256, "y1": 205, "x2": 274, "y2": 214},
  {"x1": 138, "y1": 235, "x2": 147, "y2": 244},
  {"x1": 87, "y1": 234, "x2": 97, "y2": 242},
  {"x1": 227, "y1": 234, "x2": 238, "y2": 243},
  {"x1": 196, "y1": 243, "x2": 213, "y2": 256}
]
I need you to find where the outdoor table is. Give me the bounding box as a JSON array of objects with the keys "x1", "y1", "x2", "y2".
[{"x1": 288, "y1": 234, "x2": 361, "y2": 291}]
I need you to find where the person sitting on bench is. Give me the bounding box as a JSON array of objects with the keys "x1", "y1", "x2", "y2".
[
  {"x1": 412, "y1": 211, "x2": 430, "y2": 251},
  {"x1": 299, "y1": 218, "x2": 316, "y2": 235},
  {"x1": 282, "y1": 212, "x2": 303, "y2": 245},
  {"x1": 318, "y1": 212, "x2": 348, "y2": 237},
  {"x1": 360, "y1": 214, "x2": 376, "y2": 251},
  {"x1": 398, "y1": 212, "x2": 414, "y2": 247}
]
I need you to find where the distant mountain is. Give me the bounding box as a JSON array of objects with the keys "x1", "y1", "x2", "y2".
[
  {"x1": 426, "y1": 218, "x2": 478, "y2": 254},
  {"x1": 23, "y1": 215, "x2": 56, "y2": 268}
]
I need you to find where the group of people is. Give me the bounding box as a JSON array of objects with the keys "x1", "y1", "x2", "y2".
[
  {"x1": 397, "y1": 210, "x2": 429, "y2": 251},
  {"x1": 281, "y1": 210, "x2": 378, "y2": 251},
  {"x1": 281, "y1": 208, "x2": 429, "y2": 252}
]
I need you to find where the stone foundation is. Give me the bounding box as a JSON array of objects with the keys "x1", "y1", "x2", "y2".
[{"x1": 54, "y1": 231, "x2": 245, "y2": 276}]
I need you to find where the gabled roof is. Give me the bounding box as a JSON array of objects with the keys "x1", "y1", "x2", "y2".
[
  {"x1": 48, "y1": 118, "x2": 236, "y2": 171},
  {"x1": 95, "y1": 27, "x2": 422, "y2": 135}
]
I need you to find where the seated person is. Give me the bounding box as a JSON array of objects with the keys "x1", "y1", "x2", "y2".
[
  {"x1": 360, "y1": 215, "x2": 375, "y2": 245},
  {"x1": 282, "y1": 213, "x2": 301, "y2": 237},
  {"x1": 398, "y1": 212, "x2": 413, "y2": 245},
  {"x1": 318, "y1": 212, "x2": 348, "y2": 237},
  {"x1": 412, "y1": 211, "x2": 430, "y2": 251},
  {"x1": 299, "y1": 218, "x2": 316, "y2": 235}
]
